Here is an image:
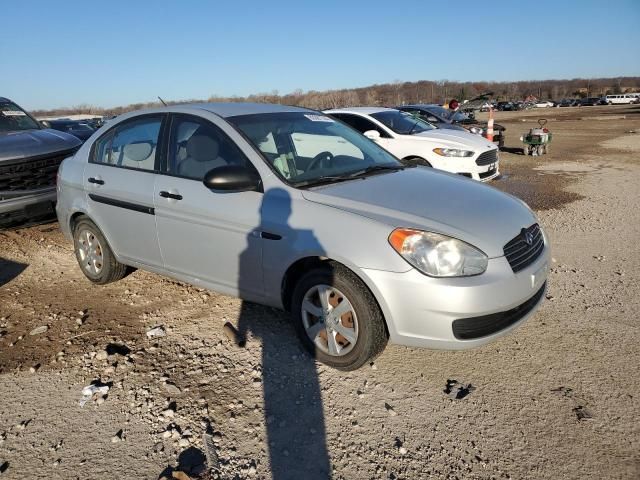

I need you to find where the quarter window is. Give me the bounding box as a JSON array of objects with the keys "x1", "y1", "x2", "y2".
[
  {"x1": 92, "y1": 116, "x2": 162, "y2": 171},
  {"x1": 167, "y1": 115, "x2": 249, "y2": 180}
]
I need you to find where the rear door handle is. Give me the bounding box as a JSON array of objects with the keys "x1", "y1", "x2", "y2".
[
  {"x1": 88, "y1": 177, "x2": 104, "y2": 185},
  {"x1": 159, "y1": 191, "x2": 183, "y2": 200}
]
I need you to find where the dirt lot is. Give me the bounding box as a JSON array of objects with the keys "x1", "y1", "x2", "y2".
[{"x1": 1, "y1": 105, "x2": 639, "y2": 479}]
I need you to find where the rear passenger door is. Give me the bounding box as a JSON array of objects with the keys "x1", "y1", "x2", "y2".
[
  {"x1": 84, "y1": 115, "x2": 165, "y2": 268},
  {"x1": 153, "y1": 114, "x2": 264, "y2": 298}
]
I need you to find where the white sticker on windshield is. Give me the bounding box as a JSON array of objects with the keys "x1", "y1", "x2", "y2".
[
  {"x1": 304, "y1": 114, "x2": 334, "y2": 122},
  {"x1": 1, "y1": 110, "x2": 27, "y2": 116}
]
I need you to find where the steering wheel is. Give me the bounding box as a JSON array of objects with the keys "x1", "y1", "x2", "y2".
[{"x1": 308, "y1": 151, "x2": 334, "y2": 171}]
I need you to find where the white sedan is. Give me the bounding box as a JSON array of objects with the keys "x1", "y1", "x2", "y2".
[{"x1": 325, "y1": 107, "x2": 499, "y2": 181}]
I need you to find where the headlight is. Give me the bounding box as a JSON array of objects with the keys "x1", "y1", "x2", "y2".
[
  {"x1": 469, "y1": 126, "x2": 483, "y2": 135},
  {"x1": 433, "y1": 148, "x2": 474, "y2": 157},
  {"x1": 389, "y1": 229, "x2": 488, "y2": 277}
]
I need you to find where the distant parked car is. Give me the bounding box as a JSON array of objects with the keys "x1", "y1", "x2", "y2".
[
  {"x1": 496, "y1": 102, "x2": 514, "y2": 111},
  {"x1": 397, "y1": 104, "x2": 506, "y2": 149},
  {"x1": 326, "y1": 107, "x2": 500, "y2": 181},
  {"x1": 47, "y1": 120, "x2": 96, "y2": 142},
  {"x1": 605, "y1": 94, "x2": 636, "y2": 105},
  {"x1": 534, "y1": 100, "x2": 554, "y2": 108},
  {"x1": 0, "y1": 97, "x2": 81, "y2": 228},
  {"x1": 580, "y1": 97, "x2": 602, "y2": 106},
  {"x1": 558, "y1": 99, "x2": 577, "y2": 107},
  {"x1": 56, "y1": 102, "x2": 548, "y2": 370}
]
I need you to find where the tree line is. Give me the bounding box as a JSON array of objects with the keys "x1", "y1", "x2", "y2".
[{"x1": 32, "y1": 76, "x2": 640, "y2": 117}]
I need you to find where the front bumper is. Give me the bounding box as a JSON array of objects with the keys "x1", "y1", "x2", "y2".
[
  {"x1": 457, "y1": 160, "x2": 500, "y2": 182},
  {"x1": 0, "y1": 187, "x2": 57, "y2": 227},
  {"x1": 360, "y1": 244, "x2": 549, "y2": 350}
]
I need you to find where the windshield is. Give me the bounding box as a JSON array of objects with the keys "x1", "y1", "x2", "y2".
[
  {"x1": 426, "y1": 105, "x2": 468, "y2": 122},
  {"x1": 370, "y1": 111, "x2": 435, "y2": 135},
  {"x1": 229, "y1": 112, "x2": 402, "y2": 187},
  {"x1": 0, "y1": 102, "x2": 40, "y2": 132}
]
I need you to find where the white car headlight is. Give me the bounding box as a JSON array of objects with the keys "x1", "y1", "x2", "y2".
[
  {"x1": 469, "y1": 126, "x2": 483, "y2": 135},
  {"x1": 433, "y1": 148, "x2": 474, "y2": 157},
  {"x1": 389, "y1": 229, "x2": 488, "y2": 277}
]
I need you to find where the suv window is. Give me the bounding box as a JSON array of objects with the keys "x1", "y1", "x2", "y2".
[
  {"x1": 92, "y1": 116, "x2": 162, "y2": 171},
  {"x1": 330, "y1": 113, "x2": 389, "y2": 137},
  {"x1": 167, "y1": 115, "x2": 249, "y2": 180}
]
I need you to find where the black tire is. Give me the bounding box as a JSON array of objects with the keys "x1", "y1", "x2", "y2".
[
  {"x1": 73, "y1": 217, "x2": 128, "y2": 285},
  {"x1": 291, "y1": 262, "x2": 388, "y2": 371},
  {"x1": 402, "y1": 156, "x2": 432, "y2": 168}
]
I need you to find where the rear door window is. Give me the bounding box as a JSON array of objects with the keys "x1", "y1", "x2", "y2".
[
  {"x1": 330, "y1": 113, "x2": 389, "y2": 137},
  {"x1": 92, "y1": 115, "x2": 163, "y2": 171}
]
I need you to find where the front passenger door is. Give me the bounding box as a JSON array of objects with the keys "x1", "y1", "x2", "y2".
[{"x1": 153, "y1": 114, "x2": 264, "y2": 298}]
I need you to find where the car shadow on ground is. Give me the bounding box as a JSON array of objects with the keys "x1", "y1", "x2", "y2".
[
  {"x1": 0, "y1": 258, "x2": 28, "y2": 287},
  {"x1": 500, "y1": 146, "x2": 525, "y2": 155}
]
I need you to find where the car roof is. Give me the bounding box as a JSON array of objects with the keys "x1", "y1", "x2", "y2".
[
  {"x1": 324, "y1": 106, "x2": 397, "y2": 115},
  {"x1": 0, "y1": 97, "x2": 12, "y2": 103},
  {"x1": 108, "y1": 102, "x2": 315, "y2": 124},
  {"x1": 174, "y1": 102, "x2": 312, "y2": 118}
]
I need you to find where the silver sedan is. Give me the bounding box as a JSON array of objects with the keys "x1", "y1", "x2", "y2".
[{"x1": 56, "y1": 103, "x2": 548, "y2": 370}]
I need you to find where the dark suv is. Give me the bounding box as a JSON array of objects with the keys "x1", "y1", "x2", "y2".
[{"x1": 1, "y1": 97, "x2": 81, "y2": 228}]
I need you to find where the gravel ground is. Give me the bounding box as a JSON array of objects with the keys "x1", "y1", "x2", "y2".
[{"x1": 0, "y1": 106, "x2": 639, "y2": 479}]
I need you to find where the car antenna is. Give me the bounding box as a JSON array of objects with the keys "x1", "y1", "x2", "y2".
[{"x1": 158, "y1": 96, "x2": 167, "y2": 106}]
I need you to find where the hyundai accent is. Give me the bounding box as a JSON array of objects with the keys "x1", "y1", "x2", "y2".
[{"x1": 56, "y1": 103, "x2": 548, "y2": 370}]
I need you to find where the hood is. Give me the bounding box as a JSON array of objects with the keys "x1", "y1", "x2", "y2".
[
  {"x1": 301, "y1": 168, "x2": 536, "y2": 258},
  {"x1": 0, "y1": 128, "x2": 81, "y2": 162},
  {"x1": 434, "y1": 123, "x2": 467, "y2": 131},
  {"x1": 459, "y1": 119, "x2": 506, "y2": 131},
  {"x1": 413, "y1": 128, "x2": 497, "y2": 150}
]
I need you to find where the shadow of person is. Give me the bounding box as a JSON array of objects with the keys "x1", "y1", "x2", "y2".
[
  {"x1": 237, "y1": 188, "x2": 331, "y2": 480},
  {"x1": 0, "y1": 258, "x2": 28, "y2": 287}
]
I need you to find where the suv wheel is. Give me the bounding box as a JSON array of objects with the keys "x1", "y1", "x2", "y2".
[
  {"x1": 291, "y1": 263, "x2": 388, "y2": 371},
  {"x1": 73, "y1": 218, "x2": 128, "y2": 284}
]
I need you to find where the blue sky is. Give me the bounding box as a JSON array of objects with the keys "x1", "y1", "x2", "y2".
[{"x1": 2, "y1": 0, "x2": 639, "y2": 110}]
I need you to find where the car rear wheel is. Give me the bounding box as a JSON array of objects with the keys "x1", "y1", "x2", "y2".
[
  {"x1": 291, "y1": 263, "x2": 388, "y2": 371},
  {"x1": 73, "y1": 218, "x2": 128, "y2": 285}
]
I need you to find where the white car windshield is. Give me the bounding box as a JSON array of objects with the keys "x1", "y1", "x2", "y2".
[
  {"x1": 229, "y1": 112, "x2": 403, "y2": 187},
  {"x1": 370, "y1": 111, "x2": 435, "y2": 135}
]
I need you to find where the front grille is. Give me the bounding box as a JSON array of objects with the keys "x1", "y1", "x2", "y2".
[
  {"x1": 0, "y1": 149, "x2": 75, "y2": 193},
  {"x1": 475, "y1": 149, "x2": 498, "y2": 166},
  {"x1": 452, "y1": 282, "x2": 546, "y2": 340},
  {"x1": 503, "y1": 224, "x2": 544, "y2": 273}
]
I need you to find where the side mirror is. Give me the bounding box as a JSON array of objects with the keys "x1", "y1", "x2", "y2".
[
  {"x1": 203, "y1": 165, "x2": 262, "y2": 192},
  {"x1": 363, "y1": 130, "x2": 381, "y2": 140},
  {"x1": 39, "y1": 120, "x2": 51, "y2": 129}
]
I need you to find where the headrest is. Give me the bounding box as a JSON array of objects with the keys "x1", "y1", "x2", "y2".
[
  {"x1": 123, "y1": 141, "x2": 153, "y2": 162},
  {"x1": 187, "y1": 135, "x2": 219, "y2": 162}
]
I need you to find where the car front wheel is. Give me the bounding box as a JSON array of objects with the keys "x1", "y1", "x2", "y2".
[{"x1": 291, "y1": 263, "x2": 388, "y2": 371}]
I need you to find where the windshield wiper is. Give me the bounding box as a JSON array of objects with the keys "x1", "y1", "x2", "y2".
[
  {"x1": 345, "y1": 164, "x2": 407, "y2": 178},
  {"x1": 296, "y1": 165, "x2": 405, "y2": 188}
]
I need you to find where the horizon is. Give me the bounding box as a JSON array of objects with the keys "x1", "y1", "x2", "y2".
[{"x1": 3, "y1": 0, "x2": 639, "y2": 111}]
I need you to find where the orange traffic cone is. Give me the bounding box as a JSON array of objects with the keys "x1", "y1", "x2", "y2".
[{"x1": 487, "y1": 108, "x2": 494, "y2": 142}]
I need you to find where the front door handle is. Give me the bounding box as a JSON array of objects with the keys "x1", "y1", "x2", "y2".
[
  {"x1": 88, "y1": 177, "x2": 104, "y2": 185},
  {"x1": 159, "y1": 191, "x2": 183, "y2": 200}
]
